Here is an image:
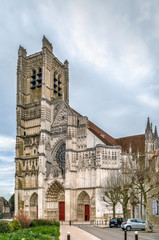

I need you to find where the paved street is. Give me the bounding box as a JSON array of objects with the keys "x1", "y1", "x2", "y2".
[{"x1": 75, "y1": 225, "x2": 159, "y2": 240}]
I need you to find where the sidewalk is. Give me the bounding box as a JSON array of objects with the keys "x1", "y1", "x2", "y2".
[{"x1": 60, "y1": 225, "x2": 100, "y2": 240}]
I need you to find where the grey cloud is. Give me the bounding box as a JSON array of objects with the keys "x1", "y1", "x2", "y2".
[{"x1": 1, "y1": 0, "x2": 159, "y2": 196}]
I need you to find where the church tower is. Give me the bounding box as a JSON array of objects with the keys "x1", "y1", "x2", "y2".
[
  {"x1": 15, "y1": 36, "x2": 69, "y2": 217},
  {"x1": 15, "y1": 37, "x2": 122, "y2": 221}
]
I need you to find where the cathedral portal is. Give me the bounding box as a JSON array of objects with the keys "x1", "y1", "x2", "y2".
[
  {"x1": 45, "y1": 181, "x2": 65, "y2": 220},
  {"x1": 77, "y1": 191, "x2": 90, "y2": 221}
]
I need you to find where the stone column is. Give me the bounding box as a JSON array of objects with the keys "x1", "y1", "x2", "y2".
[
  {"x1": 65, "y1": 189, "x2": 71, "y2": 221},
  {"x1": 14, "y1": 189, "x2": 19, "y2": 216}
]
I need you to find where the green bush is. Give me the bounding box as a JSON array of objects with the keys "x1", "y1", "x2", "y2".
[
  {"x1": 0, "y1": 221, "x2": 12, "y2": 233},
  {"x1": 30, "y1": 219, "x2": 60, "y2": 227},
  {"x1": 30, "y1": 219, "x2": 47, "y2": 227},
  {"x1": 10, "y1": 219, "x2": 21, "y2": 231},
  {"x1": 52, "y1": 220, "x2": 60, "y2": 227}
]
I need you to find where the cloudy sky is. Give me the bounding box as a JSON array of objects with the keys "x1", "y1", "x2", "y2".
[{"x1": 1, "y1": 0, "x2": 159, "y2": 199}]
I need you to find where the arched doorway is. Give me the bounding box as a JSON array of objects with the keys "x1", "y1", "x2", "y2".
[
  {"x1": 30, "y1": 193, "x2": 38, "y2": 219},
  {"x1": 45, "y1": 181, "x2": 65, "y2": 220},
  {"x1": 77, "y1": 191, "x2": 90, "y2": 221}
]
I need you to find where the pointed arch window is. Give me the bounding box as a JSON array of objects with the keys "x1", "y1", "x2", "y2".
[
  {"x1": 31, "y1": 70, "x2": 36, "y2": 89},
  {"x1": 53, "y1": 73, "x2": 62, "y2": 97},
  {"x1": 56, "y1": 143, "x2": 66, "y2": 175},
  {"x1": 53, "y1": 168, "x2": 59, "y2": 177},
  {"x1": 37, "y1": 68, "x2": 42, "y2": 88},
  {"x1": 30, "y1": 68, "x2": 42, "y2": 89}
]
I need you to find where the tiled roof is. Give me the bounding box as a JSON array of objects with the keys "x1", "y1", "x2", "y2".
[
  {"x1": 72, "y1": 109, "x2": 117, "y2": 146},
  {"x1": 116, "y1": 134, "x2": 145, "y2": 153},
  {"x1": 88, "y1": 121, "x2": 117, "y2": 146}
]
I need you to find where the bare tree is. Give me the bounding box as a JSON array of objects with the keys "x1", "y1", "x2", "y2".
[
  {"x1": 99, "y1": 171, "x2": 121, "y2": 218},
  {"x1": 117, "y1": 157, "x2": 135, "y2": 219},
  {"x1": 118, "y1": 181, "x2": 133, "y2": 219},
  {"x1": 132, "y1": 155, "x2": 159, "y2": 231}
]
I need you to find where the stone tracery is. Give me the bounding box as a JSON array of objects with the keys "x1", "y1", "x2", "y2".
[
  {"x1": 46, "y1": 181, "x2": 64, "y2": 202},
  {"x1": 56, "y1": 143, "x2": 66, "y2": 175}
]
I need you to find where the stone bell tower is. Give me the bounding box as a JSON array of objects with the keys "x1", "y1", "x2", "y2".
[{"x1": 15, "y1": 36, "x2": 69, "y2": 217}]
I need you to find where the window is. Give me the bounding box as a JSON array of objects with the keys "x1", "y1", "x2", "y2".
[
  {"x1": 157, "y1": 201, "x2": 159, "y2": 215},
  {"x1": 31, "y1": 70, "x2": 36, "y2": 89},
  {"x1": 130, "y1": 219, "x2": 137, "y2": 222},
  {"x1": 53, "y1": 73, "x2": 62, "y2": 97},
  {"x1": 152, "y1": 200, "x2": 159, "y2": 215},
  {"x1": 152, "y1": 200, "x2": 156, "y2": 215},
  {"x1": 58, "y1": 76, "x2": 62, "y2": 96},
  {"x1": 54, "y1": 73, "x2": 58, "y2": 93},
  {"x1": 37, "y1": 68, "x2": 42, "y2": 88},
  {"x1": 137, "y1": 219, "x2": 144, "y2": 223},
  {"x1": 30, "y1": 68, "x2": 42, "y2": 89},
  {"x1": 56, "y1": 143, "x2": 66, "y2": 175},
  {"x1": 53, "y1": 169, "x2": 59, "y2": 177},
  {"x1": 142, "y1": 201, "x2": 145, "y2": 216}
]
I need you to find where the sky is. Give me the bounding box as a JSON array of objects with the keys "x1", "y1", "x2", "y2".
[{"x1": 1, "y1": 0, "x2": 159, "y2": 200}]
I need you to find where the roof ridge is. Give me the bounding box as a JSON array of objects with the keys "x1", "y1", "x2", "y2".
[{"x1": 116, "y1": 134, "x2": 145, "y2": 140}]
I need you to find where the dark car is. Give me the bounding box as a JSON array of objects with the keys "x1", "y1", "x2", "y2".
[{"x1": 109, "y1": 218, "x2": 123, "y2": 228}]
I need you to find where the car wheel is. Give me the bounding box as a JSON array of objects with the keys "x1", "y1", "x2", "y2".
[
  {"x1": 117, "y1": 224, "x2": 121, "y2": 228},
  {"x1": 126, "y1": 226, "x2": 131, "y2": 231}
]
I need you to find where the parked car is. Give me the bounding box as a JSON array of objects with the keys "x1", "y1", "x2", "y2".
[
  {"x1": 109, "y1": 218, "x2": 123, "y2": 228},
  {"x1": 121, "y1": 218, "x2": 153, "y2": 231}
]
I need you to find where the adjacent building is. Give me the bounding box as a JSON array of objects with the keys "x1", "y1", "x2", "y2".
[{"x1": 0, "y1": 197, "x2": 10, "y2": 218}]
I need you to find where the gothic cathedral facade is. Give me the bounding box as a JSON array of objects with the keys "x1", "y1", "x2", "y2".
[{"x1": 15, "y1": 36, "x2": 123, "y2": 221}]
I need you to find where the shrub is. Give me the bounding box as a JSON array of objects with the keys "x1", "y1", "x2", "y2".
[
  {"x1": 52, "y1": 220, "x2": 60, "y2": 227},
  {"x1": 29, "y1": 219, "x2": 60, "y2": 227},
  {"x1": 0, "y1": 221, "x2": 12, "y2": 233},
  {"x1": 30, "y1": 219, "x2": 47, "y2": 227},
  {"x1": 10, "y1": 219, "x2": 21, "y2": 231},
  {"x1": 15, "y1": 213, "x2": 30, "y2": 228}
]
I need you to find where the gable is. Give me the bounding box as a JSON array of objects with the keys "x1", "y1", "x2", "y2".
[{"x1": 52, "y1": 101, "x2": 73, "y2": 127}]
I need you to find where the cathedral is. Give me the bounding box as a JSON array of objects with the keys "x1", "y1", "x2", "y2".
[{"x1": 15, "y1": 36, "x2": 159, "y2": 222}]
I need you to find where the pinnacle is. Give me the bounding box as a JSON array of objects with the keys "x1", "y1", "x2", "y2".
[{"x1": 154, "y1": 126, "x2": 158, "y2": 138}]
